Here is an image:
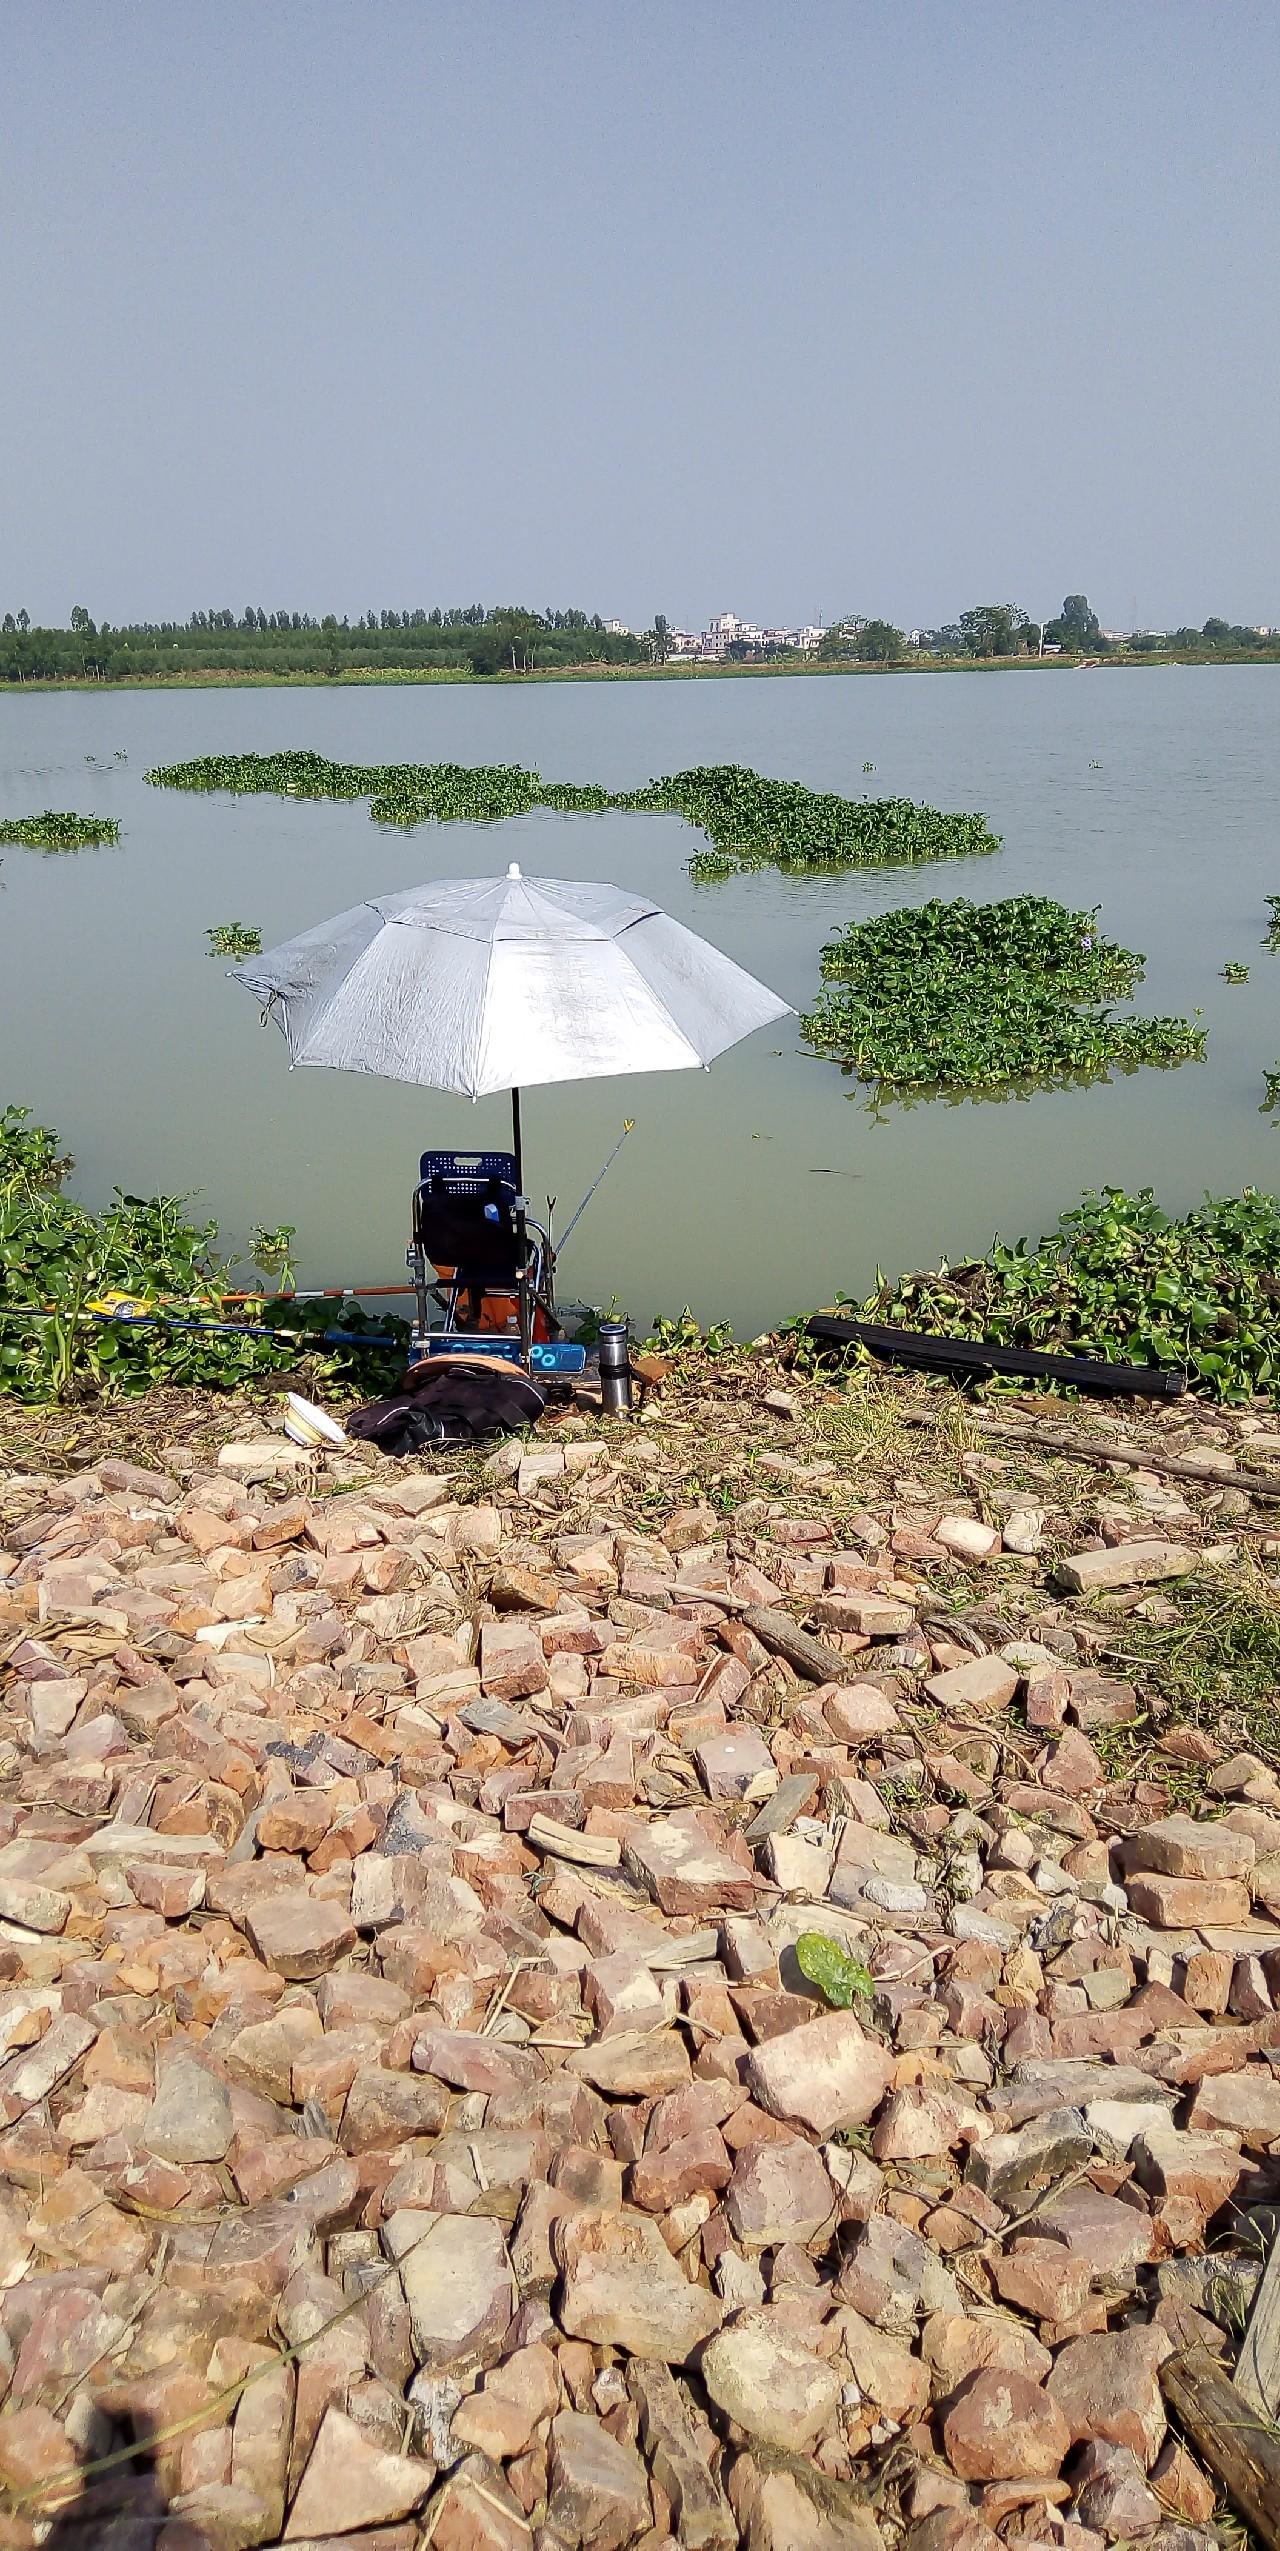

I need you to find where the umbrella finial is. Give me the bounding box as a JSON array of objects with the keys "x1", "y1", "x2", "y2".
[{"x1": 507, "y1": 862, "x2": 522, "y2": 879}]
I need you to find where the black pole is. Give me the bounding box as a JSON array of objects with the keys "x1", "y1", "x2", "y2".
[{"x1": 511, "y1": 1087, "x2": 523, "y2": 1190}]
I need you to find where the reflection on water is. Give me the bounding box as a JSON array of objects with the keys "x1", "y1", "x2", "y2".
[{"x1": 1, "y1": 667, "x2": 1278, "y2": 1334}]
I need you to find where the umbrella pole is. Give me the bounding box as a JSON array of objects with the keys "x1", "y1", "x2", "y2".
[
  {"x1": 510, "y1": 1086, "x2": 533, "y2": 1364},
  {"x1": 511, "y1": 1087, "x2": 523, "y2": 1191}
]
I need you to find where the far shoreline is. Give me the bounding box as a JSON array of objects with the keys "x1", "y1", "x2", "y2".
[{"x1": 4, "y1": 651, "x2": 1280, "y2": 697}]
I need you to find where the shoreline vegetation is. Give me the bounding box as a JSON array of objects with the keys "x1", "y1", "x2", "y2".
[
  {"x1": 6, "y1": 649, "x2": 1280, "y2": 693},
  {"x1": 5, "y1": 1105, "x2": 1280, "y2": 1410},
  {"x1": 2, "y1": 590, "x2": 1280, "y2": 687}
]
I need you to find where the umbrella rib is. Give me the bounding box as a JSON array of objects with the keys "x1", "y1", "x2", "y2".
[
  {"x1": 473, "y1": 924, "x2": 500, "y2": 1101},
  {"x1": 609, "y1": 917, "x2": 712, "y2": 1065}
]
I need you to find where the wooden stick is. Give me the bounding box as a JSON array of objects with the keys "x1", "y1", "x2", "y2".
[
  {"x1": 904, "y1": 1408, "x2": 1280, "y2": 1504},
  {"x1": 1161, "y1": 2345, "x2": 1280, "y2": 2551},
  {"x1": 526, "y1": 1814, "x2": 621, "y2": 1868},
  {"x1": 1236, "y1": 2234, "x2": 1280, "y2": 2419},
  {"x1": 694, "y1": 1593, "x2": 849, "y2": 1685}
]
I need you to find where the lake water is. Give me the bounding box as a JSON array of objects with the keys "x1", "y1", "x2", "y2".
[{"x1": 2, "y1": 668, "x2": 1278, "y2": 1337}]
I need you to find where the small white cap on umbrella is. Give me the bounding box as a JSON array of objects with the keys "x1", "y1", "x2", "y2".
[{"x1": 507, "y1": 863, "x2": 521, "y2": 878}]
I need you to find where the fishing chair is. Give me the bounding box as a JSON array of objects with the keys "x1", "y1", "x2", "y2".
[{"x1": 408, "y1": 1150, "x2": 559, "y2": 1359}]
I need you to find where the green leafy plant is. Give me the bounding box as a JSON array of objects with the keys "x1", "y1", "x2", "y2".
[
  {"x1": 800, "y1": 895, "x2": 1205, "y2": 1097},
  {"x1": 206, "y1": 922, "x2": 263, "y2": 959},
  {"x1": 1263, "y1": 1069, "x2": 1280, "y2": 1111},
  {"x1": 860, "y1": 1184, "x2": 1280, "y2": 1402},
  {"x1": 145, "y1": 752, "x2": 999, "y2": 878},
  {"x1": 795, "y1": 1932, "x2": 874, "y2": 2007},
  {"x1": 0, "y1": 810, "x2": 119, "y2": 850},
  {"x1": 1264, "y1": 896, "x2": 1280, "y2": 948},
  {"x1": 0, "y1": 1107, "x2": 403, "y2": 1403},
  {"x1": 647, "y1": 1309, "x2": 735, "y2": 1356},
  {"x1": 249, "y1": 1222, "x2": 297, "y2": 1289},
  {"x1": 1222, "y1": 961, "x2": 1250, "y2": 984},
  {"x1": 617, "y1": 766, "x2": 1000, "y2": 872}
]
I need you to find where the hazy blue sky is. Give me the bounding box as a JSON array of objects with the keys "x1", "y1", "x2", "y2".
[{"x1": 3, "y1": 3, "x2": 1277, "y2": 633}]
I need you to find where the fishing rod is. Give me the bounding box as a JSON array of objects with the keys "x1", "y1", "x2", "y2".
[
  {"x1": 219, "y1": 1282, "x2": 417, "y2": 1305},
  {"x1": 0, "y1": 1306, "x2": 399, "y2": 1351},
  {"x1": 555, "y1": 1121, "x2": 635, "y2": 1254},
  {"x1": 5, "y1": 1123, "x2": 640, "y2": 1340}
]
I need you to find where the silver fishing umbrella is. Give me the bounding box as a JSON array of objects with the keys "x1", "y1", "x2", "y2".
[{"x1": 232, "y1": 862, "x2": 791, "y2": 1179}]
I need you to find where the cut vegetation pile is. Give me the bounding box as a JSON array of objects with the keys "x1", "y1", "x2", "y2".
[
  {"x1": 145, "y1": 751, "x2": 999, "y2": 876},
  {"x1": 860, "y1": 1184, "x2": 1280, "y2": 1402},
  {"x1": 801, "y1": 895, "x2": 1205, "y2": 1094}
]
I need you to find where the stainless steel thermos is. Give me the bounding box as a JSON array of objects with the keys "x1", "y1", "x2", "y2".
[{"x1": 597, "y1": 1319, "x2": 633, "y2": 1415}]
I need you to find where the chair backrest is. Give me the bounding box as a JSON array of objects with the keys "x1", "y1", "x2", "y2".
[{"x1": 413, "y1": 1150, "x2": 521, "y2": 1283}]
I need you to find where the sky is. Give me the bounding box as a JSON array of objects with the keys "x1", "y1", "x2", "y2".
[{"x1": 2, "y1": 2, "x2": 1277, "y2": 635}]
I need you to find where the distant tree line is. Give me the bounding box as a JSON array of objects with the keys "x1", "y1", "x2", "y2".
[
  {"x1": 817, "y1": 594, "x2": 1280, "y2": 664},
  {"x1": 0, "y1": 603, "x2": 652, "y2": 684},
  {"x1": 1, "y1": 595, "x2": 1277, "y2": 685}
]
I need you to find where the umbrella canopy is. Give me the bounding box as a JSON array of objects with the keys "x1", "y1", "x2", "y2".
[{"x1": 232, "y1": 864, "x2": 792, "y2": 1097}]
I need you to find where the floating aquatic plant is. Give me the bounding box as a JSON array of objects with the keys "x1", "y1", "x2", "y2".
[
  {"x1": 206, "y1": 922, "x2": 263, "y2": 959},
  {"x1": 249, "y1": 1222, "x2": 297, "y2": 1289},
  {"x1": 861, "y1": 1185, "x2": 1280, "y2": 1403},
  {"x1": 0, "y1": 810, "x2": 119, "y2": 850},
  {"x1": 616, "y1": 766, "x2": 1000, "y2": 871},
  {"x1": 800, "y1": 895, "x2": 1206, "y2": 1097},
  {"x1": 145, "y1": 752, "x2": 999, "y2": 876},
  {"x1": 1265, "y1": 897, "x2": 1280, "y2": 949},
  {"x1": 1263, "y1": 1068, "x2": 1280, "y2": 1111},
  {"x1": 1222, "y1": 961, "x2": 1250, "y2": 983}
]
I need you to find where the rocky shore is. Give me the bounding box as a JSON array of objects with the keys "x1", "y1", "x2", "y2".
[{"x1": 1, "y1": 1351, "x2": 1280, "y2": 2551}]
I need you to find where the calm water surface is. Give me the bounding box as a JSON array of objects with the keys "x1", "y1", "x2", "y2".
[{"x1": 1, "y1": 669, "x2": 1277, "y2": 1334}]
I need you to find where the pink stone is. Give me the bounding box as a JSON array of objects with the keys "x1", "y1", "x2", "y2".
[
  {"x1": 1046, "y1": 2326, "x2": 1171, "y2": 2466},
  {"x1": 744, "y1": 2011, "x2": 894, "y2": 2137},
  {"x1": 941, "y1": 2369, "x2": 1069, "y2": 2482}
]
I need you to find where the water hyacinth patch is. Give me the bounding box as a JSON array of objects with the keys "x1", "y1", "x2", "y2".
[
  {"x1": 0, "y1": 810, "x2": 119, "y2": 850},
  {"x1": 144, "y1": 751, "x2": 999, "y2": 876},
  {"x1": 206, "y1": 922, "x2": 263, "y2": 959},
  {"x1": 613, "y1": 766, "x2": 1000, "y2": 870},
  {"x1": 800, "y1": 894, "x2": 1206, "y2": 1097},
  {"x1": 861, "y1": 1185, "x2": 1280, "y2": 1402}
]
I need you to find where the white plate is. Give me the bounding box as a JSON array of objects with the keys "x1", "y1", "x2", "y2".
[{"x1": 283, "y1": 1392, "x2": 348, "y2": 1448}]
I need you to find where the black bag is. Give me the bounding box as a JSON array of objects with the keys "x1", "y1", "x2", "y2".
[{"x1": 347, "y1": 1358, "x2": 546, "y2": 1454}]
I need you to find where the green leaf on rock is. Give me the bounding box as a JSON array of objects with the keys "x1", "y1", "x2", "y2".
[{"x1": 795, "y1": 1932, "x2": 874, "y2": 2008}]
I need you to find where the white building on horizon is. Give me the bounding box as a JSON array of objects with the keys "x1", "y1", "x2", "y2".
[{"x1": 661, "y1": 612, "x2": 831, "y2": 659}]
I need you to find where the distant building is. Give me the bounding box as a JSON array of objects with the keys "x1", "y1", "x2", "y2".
[
  {"x1": 691, "y1": 611, "x2": 824, "y2": 659},
  {"x1": 698, "y1": 612, "x2": 763, "y2": 658}
]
